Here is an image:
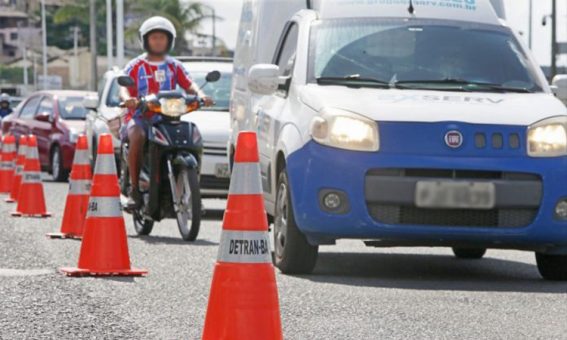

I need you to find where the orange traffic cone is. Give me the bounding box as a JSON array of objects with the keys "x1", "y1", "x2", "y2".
[
  {"x1": 202, "y1": 131, "x2": 283, "y2": 340},
  {"x1": 6, "y1": 135, "x2": 28, "y2": 203},
  {"x1": 47, "y1": 135, "x2": 92, "y2": 239},
  {"x1": 12, "y1": 135, "x2": 51, "y2": 218},
  {"x1": 0, "y1": 135, "x2": 16, "y2": 193},
  {"x1": 60, "y1": 133, "x2": 147, "y2": 277}
]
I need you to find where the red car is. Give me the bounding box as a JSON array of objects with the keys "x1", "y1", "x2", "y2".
[{"x1": 2, "y1": 90, "x2": 95, "y2": 181}]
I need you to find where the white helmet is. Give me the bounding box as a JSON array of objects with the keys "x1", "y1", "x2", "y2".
[
  {"x1": 139, "y1": 16, "x2": 177, "y2": 52},
  {"x1": 0, "y1": 93, "x2": 10, "y2": 104}
]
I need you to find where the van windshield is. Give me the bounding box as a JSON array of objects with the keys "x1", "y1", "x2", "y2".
[{"x1": 309, "y1": 19, "x2": 544, "y2": 93}]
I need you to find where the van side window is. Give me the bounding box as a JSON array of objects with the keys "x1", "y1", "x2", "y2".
[
  {"x1": 106, "y1": 79, "x2": 121, "y2": 107},
  {"x1": 275, "y1": 24, "x2": 299, "y2": 77}
]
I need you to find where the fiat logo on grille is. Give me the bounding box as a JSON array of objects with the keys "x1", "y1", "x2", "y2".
[{"x1": 445, "y1": 130, "x2": 463, "y2": 148}]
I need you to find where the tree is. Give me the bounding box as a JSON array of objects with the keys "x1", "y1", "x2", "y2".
[
  {"x1": 51, "y1": 0, "x2": 109, "y2": 54},
  {"x1": 126, "y1": 0, "x2": 206, "y2": 54}
]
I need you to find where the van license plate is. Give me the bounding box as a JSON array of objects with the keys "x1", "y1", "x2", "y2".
[
  {"x1": 415, "y1": 181, "x2": 495, "y2": 209},
  {"x1": 215, "y1": 163, "x2": 230, "y2": 178}
]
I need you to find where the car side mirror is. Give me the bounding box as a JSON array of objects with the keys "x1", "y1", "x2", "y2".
[
  {"x1": 552, "y1": 75, "x2": 567, "y2": 105},
  {"x1": 83, "y1": 95, "x2": 99, "y2": 111},
  {"x1": 206, "y1": 70, "x2": 221, "y2": 83},
  {"x1": 35, "y1": 111, "x2": 52, "y2": 122},
  {"x1": 248, "y1": 64, "x2": 280, "y2": 96},
  {"x1": 117, "y1": 75, "x2": 135, "y2": 87}
]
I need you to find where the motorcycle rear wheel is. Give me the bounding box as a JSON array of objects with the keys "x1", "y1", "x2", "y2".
[
  {"x1": 175, "y1": 167, "x2": 201, "y2": 241},
  {"x1": 133, "y1": 210, "x2": 154, "y2": 236}
]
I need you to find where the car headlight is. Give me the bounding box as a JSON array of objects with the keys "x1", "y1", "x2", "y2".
[
  {"x1": 69, "y1": 128, "x2": 80, "y2": 144},
  {"x1": 159, "y1": 98, "x2": 186, "y2": 117},
  {"x1": 527, "y1": 116, "x2": 567, "y2": 157},
  {"x1": 310, "y1": 108, "x2": 379, "y2": 152}
]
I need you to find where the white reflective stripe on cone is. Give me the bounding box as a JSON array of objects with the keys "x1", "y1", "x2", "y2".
[
  {"x1": 68, "y1": 179, "x2": 91, "y2": 195},
  {"x1": 21, "y1": 171, "x2": 41, "y2": 184},
  {"x1": 73, "y1": 150, "x2": 90, "y2": 165},
  {"x1": 86, "y1": 196, "x2": 122, "y2": 218},
  {"x1": 0, "y1": 161, "x2": 13, "y2": 169},
  {"x1": 18, "y1": 147, "x2": 27, "y2": 156},
  {"x1": 94, "y1": 154, "x2": 117, "y2": 175},
  {"x1": 228, "y1": 163, "x2": 263, "y2": 195},
  {"x1": 26, "y1": 145, "x2": 39, "y2": 159},
  {"x1": 217, "y1": 230, "x2": 272, "y2": 264}
]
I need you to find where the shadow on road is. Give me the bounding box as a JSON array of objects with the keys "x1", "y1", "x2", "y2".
[
  {"x1": 202, "y1": 209, "x2": 224, "y2": 221},
  {"x1": 131, "y1": 235, "x2": 218, "y2": 246},
  {"x1": 295, "y1": 252, "x2": 567, "y2": 294}
]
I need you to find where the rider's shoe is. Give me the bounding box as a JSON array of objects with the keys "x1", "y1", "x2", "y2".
[{"x1": 127, "y1": 187, "x2": 143, "y2": 210}]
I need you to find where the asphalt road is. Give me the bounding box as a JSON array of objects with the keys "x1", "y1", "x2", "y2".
[{"x1": 1, "y1": 179, "x2": 567, "y2": 340}]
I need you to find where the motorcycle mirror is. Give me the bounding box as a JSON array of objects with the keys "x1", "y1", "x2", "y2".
[
  {"x1": 117, "y1": 75, "x2": 135, "y2": 87},
  {"x1": 205, "y1": 71, "x2": 221, "y2": 83}
]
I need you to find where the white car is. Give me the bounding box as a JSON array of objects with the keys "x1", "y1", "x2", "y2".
[
  {"x1": 84, "y1": 68, "x2": 123, "y2": 166},
  {"x1": 180, "y1": 57, "x2": 233, "y2": 198},
  {"x1": 231, "y1": 0, "x2": 567, "y2": 278}
]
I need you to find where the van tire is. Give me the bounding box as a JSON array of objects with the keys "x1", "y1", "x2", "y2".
[
  {"x1": 536, "y1": 253, "x2": 567, "y2": 281},
  {"x1": 452, "y1": 247, "x2": 486, "y2": 259},
  {"x1": 273, "y1": 170, "x2": 318, "y2": 274}
]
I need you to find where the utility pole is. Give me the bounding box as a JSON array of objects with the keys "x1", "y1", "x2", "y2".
[
  {"x1": 106, "y1": 0, "x2": 113, "y2": 69},
  {"x1": 528, "y1": 0, "x2": 533, "y2": 49},
  {"x1": 89, "y1": 0, "x2": 98, "y2": 91},
  {"x1": 551, "y1": 0, "x2": 558, "y2": 79},
  {"x1": 41, "y1": 0, "x2": 48, "y2": 89},
  {"x1": 116, "y1": 0, "x2": 125, "y2": 67},
  {"x1": 212, "y1": 8, "x2": 217, "y2": 57},
  {"x1": 17, "y1": 22, "x2": 28, "y2": 88}
]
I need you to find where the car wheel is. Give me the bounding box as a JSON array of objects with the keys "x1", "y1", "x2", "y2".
[
  {"x1": 536, "y1": 253, "x2": 567, "y2": 281},
  {"x1": 51, "y1": 146, "x2": 68, "y2": 182},
  {"x1": 273, "y1": 170, "x2": 318, "y2": 274},
  {"x1": 452, "y1": 248, "x2": 486, "y2": 259}
]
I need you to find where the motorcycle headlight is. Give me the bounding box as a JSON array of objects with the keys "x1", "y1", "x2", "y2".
[
  {"x1": 159, "y1": 98, "x2": 186, "y2": 117},
  {"x1": 310, "y1": 108, "x2": 379, "y2": 152},
  {"x1": 527, "y1": 116, "x2": 567, "y2": 157}
]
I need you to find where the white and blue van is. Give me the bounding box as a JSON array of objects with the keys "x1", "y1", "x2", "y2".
[{"x1": 229, "y1": 0, "x2": 567, "y2": 279}]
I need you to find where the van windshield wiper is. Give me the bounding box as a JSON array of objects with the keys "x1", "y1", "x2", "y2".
[
  {"x1": 394, "y1": 78, "x2": 533, "y2": 93},
  {"x1": 316, "y1": 74, "x2": 391, "y2": 89}
]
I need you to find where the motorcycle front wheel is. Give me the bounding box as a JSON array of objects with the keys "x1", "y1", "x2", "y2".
[{"x1": 174, "y1": 167, "x2": 201, "y2": 241}]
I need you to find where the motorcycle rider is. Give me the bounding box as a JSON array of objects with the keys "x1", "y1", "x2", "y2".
[
  {"x1": 120, "y1": 16, "x2": 213, "y2": 208},
  {"x1": 0, "y1": 93, "x2": 13, "y2": 118}
]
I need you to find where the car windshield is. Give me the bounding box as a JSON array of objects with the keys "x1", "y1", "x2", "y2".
[
  {"x1": 309, "y1": 18, "x2": 545, "y2": 93},
  {"x1": 58, "y1": 97, "x2": 88, "y2": 120},
  {"x1": 188, "y1": 70, "x2": 232, "y2": 111}
]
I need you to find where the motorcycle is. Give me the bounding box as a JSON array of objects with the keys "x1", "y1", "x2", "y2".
[{"x1": 116, "y1": 71, "x2": 220, "y2": 241}]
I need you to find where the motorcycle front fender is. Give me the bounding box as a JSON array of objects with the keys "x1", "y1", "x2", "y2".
[{"x1": 172, "y1": 153, "x2": 198, "y2": 170}]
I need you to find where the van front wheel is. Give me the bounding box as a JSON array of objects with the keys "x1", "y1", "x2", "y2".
[
  {"x1": 273, "y1": 170, "x2": 318, "y2": 274},
  {"x1": 536, "y1": 253, "x2": 567, "y2": 281}
]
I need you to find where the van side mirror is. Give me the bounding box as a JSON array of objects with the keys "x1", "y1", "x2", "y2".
[
  {"x1": 117, "y1": 75, "x2": 135, "y2": 87},
  {"x1": 552, "y1": 75, "x2": 567, "y2": 105},
  {"x1": 83, "y1": 95, "x2": 99, "y2": 111},
  {"x1": 248, "y1": 64, "x2": 280, "y2": 95}
]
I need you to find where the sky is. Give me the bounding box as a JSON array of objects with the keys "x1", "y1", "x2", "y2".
[{"x1": 197, "y1": 0, "x2": 567, "y2": 67}]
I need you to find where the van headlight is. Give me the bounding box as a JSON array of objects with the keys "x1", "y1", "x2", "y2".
[
  {"x1": 528, "y1": 116, "x2": 567, "y2": 157},
  {"x1": 310, "y1": 108, "x2": 379, "y2": 152}
]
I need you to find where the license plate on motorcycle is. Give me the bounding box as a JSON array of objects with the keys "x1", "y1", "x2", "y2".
[
  {"x1": 415, "y1": 181, "x2": 495, "y2": 210},
  {"x1": 215, "y1": 163, "x2": 230, "y2": 178}
]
